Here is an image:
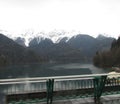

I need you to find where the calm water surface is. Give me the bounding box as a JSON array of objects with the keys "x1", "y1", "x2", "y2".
[{"x1": 0, "y1": 63, "x2": 109, "y2": 79}]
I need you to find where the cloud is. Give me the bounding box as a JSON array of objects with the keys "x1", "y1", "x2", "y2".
[{"x1": 0, "y1": 0, "x2": 120, "y2": 38}]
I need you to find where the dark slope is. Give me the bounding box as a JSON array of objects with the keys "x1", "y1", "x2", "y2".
[{"x1": 0, "y1": 34, "x2": 42, "y2": 66}]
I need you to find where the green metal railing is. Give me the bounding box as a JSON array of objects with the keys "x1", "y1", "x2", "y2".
[{"x1": 0, "y1": 73, "x2": 120, "y2": 104}]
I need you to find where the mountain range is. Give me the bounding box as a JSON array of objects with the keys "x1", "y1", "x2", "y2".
[
  {"x1": 28, "y1": 34, "x2": 114, "y2": 63},
  {"x1": 0, "y1": 31, "x2": 115, "y2": 66}
]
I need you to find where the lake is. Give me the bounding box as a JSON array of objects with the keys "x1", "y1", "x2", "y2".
[
  {"x1": 0, "y1": 63, "x2": 113, "y2": 104},
  {"x1": 0, "y1": 63, "x2": 109, "y2": 79}
]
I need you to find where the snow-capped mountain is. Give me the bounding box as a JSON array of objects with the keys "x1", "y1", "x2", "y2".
[{"x1": 1, "y1": 29, "x2": 81, "y2": 46}]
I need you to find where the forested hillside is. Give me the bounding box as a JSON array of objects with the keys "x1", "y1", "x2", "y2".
[
  {"x1": 29, "y1": 38, "x2": 84, "y2": 62},
  {"x1": 0, "y1": 34, "x2": 43, "y2": 66},
  {"x1": 93, "y1": 37, "x2": 120, "y2": 67}
]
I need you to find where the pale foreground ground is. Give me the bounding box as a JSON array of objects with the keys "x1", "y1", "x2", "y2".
[{"x1": 41, "y1": 94, "x2": 120, "y2": 104}]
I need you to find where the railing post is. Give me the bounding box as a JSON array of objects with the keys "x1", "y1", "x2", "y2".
[
  {"x1": 46, "y1": 79, "x2": 49, "y2": 104},
  {"x1": 50, "y1": 79, "x2": 54, "y2": 104},
  {"x1": 46, "y1": 79, "x2": 54, "y2": 104},
  {"x1": 93, "y1": 75, "x2": 107, "y2": 103}
]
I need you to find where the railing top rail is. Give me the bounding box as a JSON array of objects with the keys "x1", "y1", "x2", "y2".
[
  {"x1": 1, "y1": 73, "x2": 105, "y2": 82},
  {"x1": 0, "y1": 73, "x2": 120, "y2": 83},
  {"x1": 0, "y1": 72, "x2": 120, "y2": 85}
]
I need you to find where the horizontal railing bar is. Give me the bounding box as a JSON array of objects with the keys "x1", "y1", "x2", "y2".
[
  {"x1": 0, "y1": 80, "x2": 46, "y2": 85},
  {"x1": 55, "y1": 77, "x2": 93, "y2": 82},
  {"x1": 0, "y1": 73, "x2": 120, "y2": 85},
  {"x1": 0, "y1": 77, "x2": 94, "y2": 85},
  {"x1": 0, "y1": 73, "x2": 106, "y2": 81},
  {"x1": 7, "y1": 89, "x2": 47, "y2": 95}
]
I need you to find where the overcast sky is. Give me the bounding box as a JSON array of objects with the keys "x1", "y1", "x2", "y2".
[{"x1": 0, "y1": 0, "x2": 120, "y2": 38}]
